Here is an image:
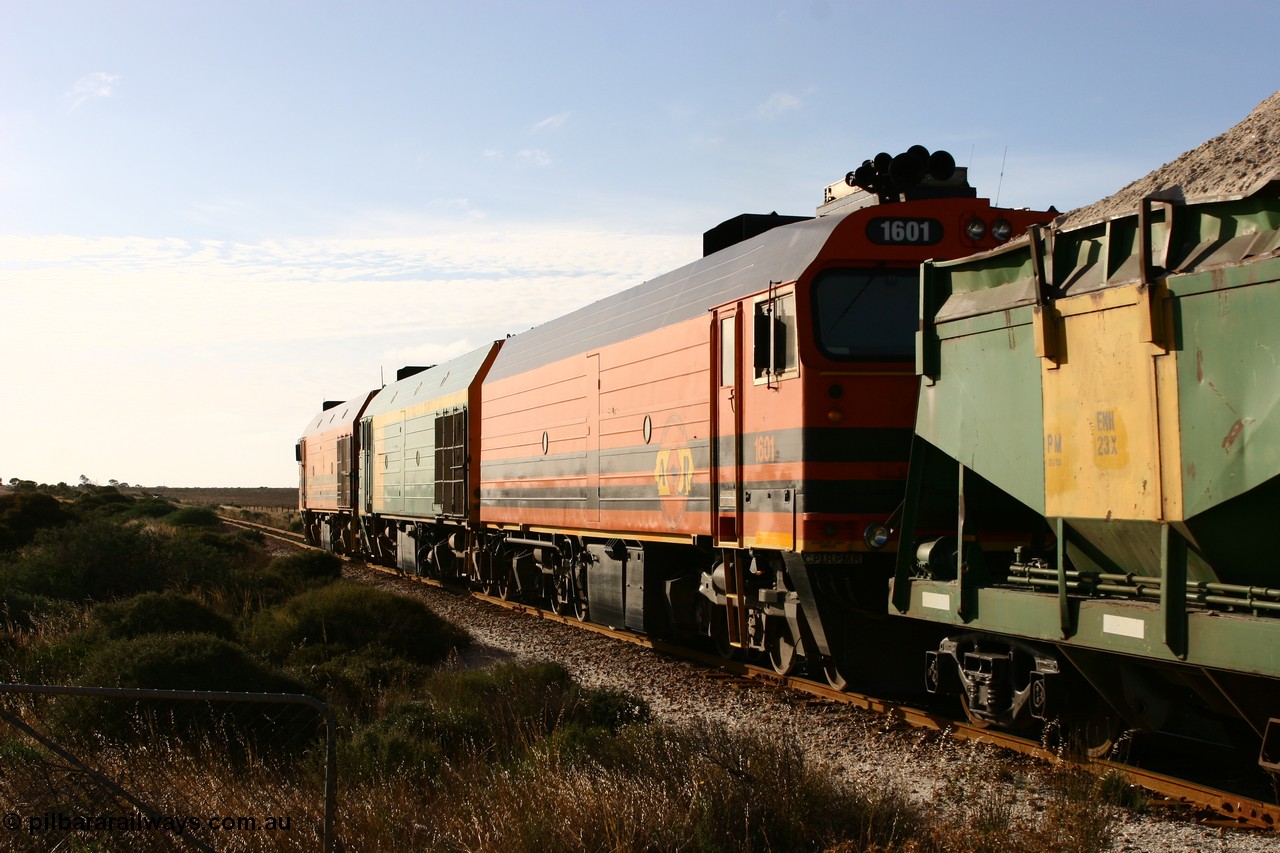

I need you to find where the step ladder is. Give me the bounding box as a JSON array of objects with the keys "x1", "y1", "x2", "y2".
[{"x1": 721, "y1": 549, "x2": 748, "y2": 648}]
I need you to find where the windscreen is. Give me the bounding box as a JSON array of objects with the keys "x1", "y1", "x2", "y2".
[{"x1": 812, "y1": 268, "x2": 917, "y2": 360}]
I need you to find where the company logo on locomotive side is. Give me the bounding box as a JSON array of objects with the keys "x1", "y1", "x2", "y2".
[
  {"x1": 654, "y1": 447, "x2": 695, "y2": 496},
  {"x1": 653, "y1": 413, "x2": 698, "y2": 529}
]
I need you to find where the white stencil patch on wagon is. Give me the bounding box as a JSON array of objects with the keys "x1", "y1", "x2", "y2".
[
  {"x1": 1102, "y1": 614, "x2": 1146, "y2": 639},
  {"x1": 921, "y1": 592, "x2": 951, "y2": 611}
]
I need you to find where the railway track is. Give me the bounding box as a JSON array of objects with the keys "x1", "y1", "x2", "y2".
[{"x1": 220, "y1": 514, "x2": 1280, "y2": 832}]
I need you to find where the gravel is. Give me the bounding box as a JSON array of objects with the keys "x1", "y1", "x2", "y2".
[{"x1": 344, "y1": 563, "x2": 1280, "y2": 852}]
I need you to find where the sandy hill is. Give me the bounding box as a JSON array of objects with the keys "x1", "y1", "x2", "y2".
[{"x1": 1059, "y1": 91, "x2": 1280, "y2": 228}]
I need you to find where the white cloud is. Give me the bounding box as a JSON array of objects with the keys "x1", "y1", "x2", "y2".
[
  {"x1": 516, "y1": 148, "x2": 552, "y2": 167},
  {"x1": 66, "y1": 71, "x2": 120, "y2": 112},
  {"x1": 430, "y1": 197, "x2": 487, "y2": 220},
  {"x1": 757, "y1": 91, "x2": 801, "y2": 119},
  {"x1": 0, "y1": 222, "x2": 699, "y2": 485},
  {"x1": 531, "y1": 112, "x2": 570, "y2": 133},
  {"x1": 385, "y1": 338, "x2": 480, "y2": 371}
]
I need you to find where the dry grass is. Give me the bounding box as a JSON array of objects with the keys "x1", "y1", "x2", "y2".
[
  {"x1": 0, "y1": 676, "x2": 1131, "y2": 853},
  {"x1": 911, "y1": 728, "x2": 1125, "y2": 853},
  {"x1": 11, "y1": 699, "x2": 1131, "y2": 853},
  {"x1": 0, "y1": 512, "x2": 1129, "y2": 852},
  {"x1": 0, "y1": 725, "x2": 326, "y2": 852}
]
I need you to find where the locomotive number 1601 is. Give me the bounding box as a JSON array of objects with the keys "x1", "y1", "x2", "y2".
[{"x1": 866, "y1": 217, "x2": 942, "y2": 246}]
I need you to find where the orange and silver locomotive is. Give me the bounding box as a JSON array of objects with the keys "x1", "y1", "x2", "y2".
[{"x1": 298, "y1": 148, "x2": 1055, "y2": 690}]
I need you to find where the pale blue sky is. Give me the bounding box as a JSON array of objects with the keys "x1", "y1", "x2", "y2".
[{"x1": 1, "y1": 1, "x2": 1276, "y2": 486}]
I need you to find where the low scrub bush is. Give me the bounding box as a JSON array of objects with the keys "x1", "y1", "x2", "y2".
[
  {"x1": 164, "y1": 505, "x2": 221, "y2": 528},
  {"x1": 228, "y1": 550, "x2": 343, "y2": 608},
  {"x1": 0, "y1": 585, "x2": 66, "y2": 631},
  {"x1": 0, "y1": 599, "x2": 92, "y2": 682},
  {"x1": 298, "y1": 644, "x2": 430, "y2": 721},
  {"x1": 72, "y1": 486, "x2": 134, "y2": 516},
  {"x1": 344, "y1": 660, "x2": 648, "y2": 779},
  {"x1": 76, "y1": 632, "x2": 301, "y2": 694},
  {"x1": 58, "y1": 632, "x2": 307, "y2": 746},
  {"x1": 89, "y1": 591, "x2": 235, "y2": 641},
  {"x1": 0, "y1": 491, "x2": 71, "y2": 552},
  {"x1": 163, "y1": 529, "x2": 268, "y2": 596},
  {"x1": 119, "y1": 496, "x2": 178, "y2": 520},
  {"x1": 267, "y1": 550, "x2": 343, "y2": 584},
  {"x1": 246, "y1": 580, "x2": 467, "y2": 666},
  {"x1": 0, "y1": 518, "x2": 174, "y2": 601},
  {"x1": 0, "y1": 510, "x2": 257, "y2": 607}
]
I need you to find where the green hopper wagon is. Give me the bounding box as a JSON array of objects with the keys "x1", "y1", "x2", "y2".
[{"x1": 893, "y1": 181, "x2": 1280, "y2": 762}]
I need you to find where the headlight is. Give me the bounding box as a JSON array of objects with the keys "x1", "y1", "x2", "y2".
[
  {"x1": 864, "y1": 523, "x2": 891, "y2": 550},
  {"x1": 965, "y1": 218, "x2": 986, "y2": 240},
  {"x1": 991, "y1": 219, "x2": 1012, "y2": 241}
]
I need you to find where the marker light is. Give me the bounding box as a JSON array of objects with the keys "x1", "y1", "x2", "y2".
[{"x1": 864, "y1": 523, "x2": 891, "y2": 550}]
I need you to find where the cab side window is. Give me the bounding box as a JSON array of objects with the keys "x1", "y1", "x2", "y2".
[{"x1": 753, "y1": 292, "x2": 797, "y2": 380}]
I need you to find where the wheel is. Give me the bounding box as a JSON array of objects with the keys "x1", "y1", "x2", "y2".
[
  {"x1": 419, "y1": 544, "x2": 436, "y2": 579},
  {"x1": 823, "y1": 658, "x2": 849, "y2": 692},
  {"x1": 549, "y1": 568, "x2": 569, "y2": 615},
  {"x1": 496, "y1": 567, "x2": 516, "y2": 601},
  {"x1": 1057, "y1": 695, "x2": 1124, "y2": 758},
  {"x1": 766, "y1": 616, "x2": 799, "y2": 676},
  {"x1": 1071, "y1": 712, "x2": 1123, "y2": 759}
]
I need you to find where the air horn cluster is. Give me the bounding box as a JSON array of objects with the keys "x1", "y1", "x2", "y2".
[{"x1": 846, "y1": 146, "x2": 957, "y2": 202}]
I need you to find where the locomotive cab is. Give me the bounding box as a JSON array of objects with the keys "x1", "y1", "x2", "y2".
[{"x1": 697, "y1": 152, "x2": 1057, "y2": 689}]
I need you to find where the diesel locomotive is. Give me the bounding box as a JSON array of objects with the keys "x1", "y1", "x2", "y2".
[{"x1": 299, "y1": 149, "x2": 1280, "y2": 771}]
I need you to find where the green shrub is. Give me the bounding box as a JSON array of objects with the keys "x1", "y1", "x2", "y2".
[
  {"x1": 120, "y1": 497, "x2": 178, "y2": 520},
  {"x1": 267, "y1": 550, "x2": 343, "y2": 584},
  {"x1": 298, "y1": 644, "x2": 429, "y2": 720},
  {"x1": 344, "y1": 660, "x2": 649, "y2": 779},
  {"x1": 227, "y1": 550, "x2": 343, "y2": 608},
  {"x1": 160, "y1": 529, "x2": 271, "y2": 597},
  {"x1": 89, "y1": 592, "x2": 235, "y2": 641},
  {"x1": 0, "y1": 586, "x2": 64, "y2": 630},
  {"x1": 568, "y1": 684, "x2": 651, "y2": 731},
  {"x1": 58, "y1": 632, "x2": 307, "y2": 745},
  {"x1": 78, "y1": 632, "x2": 300, "y2": 692},
  {"x1": 0, "y1": 492, "x2": 71, "y2": 552},
  {"x1": 10, "y1": 622, "x2": 97, "y2": 684},
  {"x1": 164, "y1": 505, "x2": 220, "y2": 528},
  {"x1": 343, "y1": 700, "x2": 457, "y2": 779},
  {"x1": 246, "y1": 580, "x2": 467, "y2": 666},
  {"x1": 0, "y1": 518, "x2": 173, "y2": 601},
  {"x1": 72, "y1": 486, "x2": 134, "y2": 516}
]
